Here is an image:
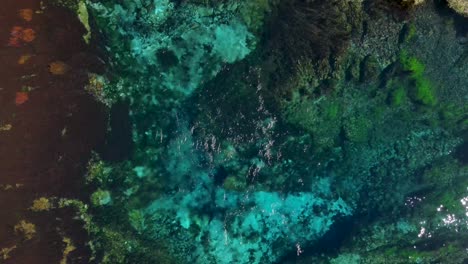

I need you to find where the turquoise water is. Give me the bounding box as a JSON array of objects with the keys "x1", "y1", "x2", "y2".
[{"x1": 83, "y1": 0, "x2": 467, "y2": 263}]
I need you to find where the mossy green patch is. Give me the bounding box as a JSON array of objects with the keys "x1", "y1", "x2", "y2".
[
  {"x1": 413, "y1": 77, "x2": 436, "y2": 106},
  {"x1": 86, "y1": 155, "x2": 112, "y2": 184},
  {"x1": 95, "y1": 227, "x2": 175, "y2": 264},
  {"x1": 391, "y1": 86, "x2": 407, "y2": 106},
  {"x1": 325, "y1": 101, "x2": 340, "y2": 119},
  {"x1": 437, "y1": 191, "x2": 465, "y2": 213},
  {"x1": 128, "y1": 209, "x2": 147, "y2": 234},
  {"x1": 400, "y1": 23, "x2": 417, "y2": 43},
  {"x1": 282, "y1": 97, "x2": 342, "y2": 150},
  {"x1": 78, "y1": 1, "x2": 91, "y2": 43},
  {"x1": 383, "y1": 247, "x2": 431, "y2": 263},
  {"x1": 399, "y1": 50, "x2": 437, "y2": 106},
  {"x1": 344, "y1": 116, "x2": 371, "y2": 143},
  {"x1": 406, "y1": 23, "x2": 417, "y2": 42},
  {"x1": 441, "y1": 244, "x2": 458, "y2": 256},
  {"x1": 223, "y1": 176, "x2": 247, "y2": 191},
  {"x1": 91, "y1": 189, "x2": 112, "y2": 206},
  {"x1": 440, "y1": 103, "x2": 468, "y2": 131},
  {"x1": 240, "y1": 0, "x2": 274, "y2": 32}
]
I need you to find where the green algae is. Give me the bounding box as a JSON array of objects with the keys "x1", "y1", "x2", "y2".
[
  {"x1": 390, "y1": 86, "x2": 408, "y2": 106},
  {"x1": 399, "y1": 50, "x2": 437, "y2": 106},
  {"x1": 344, "y1": 116, "x2": 371, "y2": 143}
]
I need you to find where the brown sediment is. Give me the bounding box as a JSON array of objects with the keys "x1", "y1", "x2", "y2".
[
  {"x1": 19, "y1": 9, "x2": 34, "y2": 22},
  {"x1": 0, "y1": 0, "x2": 107, "y2": 263},
  {"x1": 48, "y1": 61, "x2": 70, "y2": 75}
]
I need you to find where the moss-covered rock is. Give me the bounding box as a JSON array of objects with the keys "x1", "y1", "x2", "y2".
[
  {"x1": 91, "y1": 189, "x2": 112, "y2": 207},
  {"x1": 282, "y1": 97, "x2": 342, "y2": 150},
  {"x1": 223, "y1": 176, "x2": 247, "y2": 191},
  {"x1": 239, "y1": 0, "x2": 279, "y2": 33},
  {"x1": 447, "y1": 0, "x2": 468, "y2": 17},
  {"x1": 344, "y1": 116, "x2": 372, "y2": 143}
]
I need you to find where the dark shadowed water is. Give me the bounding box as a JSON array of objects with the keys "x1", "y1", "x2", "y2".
[{"x1": 0, "y1": 1, "x2": 106, "y2": 263}]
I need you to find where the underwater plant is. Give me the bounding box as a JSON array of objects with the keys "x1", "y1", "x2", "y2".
[
  {"x1": 390, "y1": 85, "x2": 408, "y2": 106},
  {"x1": 399, "y1": 50, "x2": 437, "y2": 106},
  {"x1": 270, "y1": 0, "x2": 354, "y2": 62},
  {"x1": 364, "y1": 0, "x2": 424, "y2": 19}
]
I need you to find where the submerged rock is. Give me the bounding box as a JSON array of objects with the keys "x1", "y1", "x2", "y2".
[{"x1": 447, "y1": 0, "x2": 468, "y2": 17}]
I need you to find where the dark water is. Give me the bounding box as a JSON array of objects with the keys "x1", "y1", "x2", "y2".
[{"x1": 0, "y1": 1, "x2": 106, "y2": 263}]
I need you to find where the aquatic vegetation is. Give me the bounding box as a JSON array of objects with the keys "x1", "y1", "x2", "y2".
[
  {"x1": 400, "y1": 23, "x2": 417, "y2": 43},
  {"x1": 325, "y1": 101, "x2": 340, "y2": 120},
  {"x1": 239, "y1": 0, "x2": 279, "y2": 33},
  {"x1": 128, "y1": 209, "x2": 146, "y2": 234},
  {"x1": 360, "y1": 55, "x2": 380, "y2": 82},
  {"x1": 90, "y1": 189, "x2": 112, "y2": 206},
  {"x1": 0, "y1": 245, "x2": 17, "y2": 260},
  {"x1": 413, "y1": 77, "x2": 436, "y2": 106},
  {"x1": 364, "y1": 0, "x2": 425, "y2": 18},
  {"x1": 77, "y1": 1, "x2": 91, "y2": 43},
  {"x1": 88, "y1": 225, "x2": 177, "y2": 264},
  {"x1": 282, "y1": 98, "x2": 341, "y2": 150},
  {"x1": 85, "y1": 155, "x2": 112, "y2": 184},
  {"x1": 30, "y1": 197, "x2": 52, "y2": 212},
  {"x1": 390, "y1": 85, "x2": 407, "y2": 106},
  {"x1": 399, "y1": 50, "x2": 437, "y2": 106},
  {"x1": 439, "y1": 103, "x2": 468, "y2": 130},
  {"x1": 271, "y1": 0, "x2": 356, "y2": 62},
  {"x1": 400, "y1": 50, "x2": 424, "y2": 76},
  {"x1": 344, "y1": 116, "x2": 372, "y2": 143},
  {"x1": 60, "y1": 237, "x2": 76, "y2": 264},
  {"x1": 222, "y1": 175, "x2": 247, "y2": 191},
  {"x1": 329, "y1": 253, "x2": 361, "y2": 264},
  {"x1": 85, "y1": 74, "x2": 113, "y2": 106},
  {"x1": 14, "y1": 220, "x2": 36, "y2": 240},
  {"x1": 36, "y1": 198, "x2": 157, "y2": 263}
]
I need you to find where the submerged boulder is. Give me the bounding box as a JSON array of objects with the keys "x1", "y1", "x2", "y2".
[{"x1": 447, "y1": 0, "x2": 468, "y2": 17}]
